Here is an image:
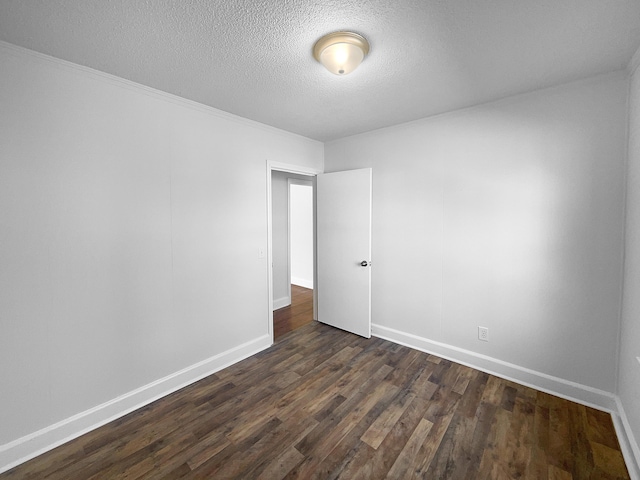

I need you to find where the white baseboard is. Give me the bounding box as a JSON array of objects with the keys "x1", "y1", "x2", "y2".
[
  {"x1": 291, "y1": 277, "x2": 313, "y2": 289},
  {"x1": 273, "y1": 296, "x2": 291, "y2": 310},
  {"x1": 371, "y1": 323, "x2": 617, "y2": 412},
  {"x1": 614, "y1": 397, "x2": 640, "y2": 480},
  {"x1": 371, "y1": 324, "x2": 640, "y2": 474},
  {"x1": 4, "y1": 324, "x2": 637, "y2": 477},
  {"x1": 372, "y1": 323, "x2": 640, "y2": 474},
  {"x1": 0, "y1": 334, "x2": 272, "y2": 474}
]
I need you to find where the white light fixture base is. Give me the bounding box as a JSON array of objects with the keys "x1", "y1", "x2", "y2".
[{"x1": 313, "y1": 32, "x2": 370, "y2": 76}]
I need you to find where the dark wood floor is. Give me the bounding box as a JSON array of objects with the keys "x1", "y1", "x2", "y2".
[
  {"x1": 1, "y1": 322, "x2": 629, "y2": 479},
  {"x1": 273, "y1": 285, "x2": 313, "y2": 340}
]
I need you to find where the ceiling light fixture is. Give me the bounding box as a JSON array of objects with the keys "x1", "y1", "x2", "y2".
[{"x1": 313, "y1": 31, "x2": 370, "y2": 76}]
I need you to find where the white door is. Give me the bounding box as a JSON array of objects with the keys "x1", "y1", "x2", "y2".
[{"x1": 317, "y1": 168, "x2": 372, "y2": 338}]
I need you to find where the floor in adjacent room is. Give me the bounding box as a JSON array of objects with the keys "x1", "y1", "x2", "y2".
[
  {"x1": 1, "y1": 320, "x2": 630, "y2": 479},
  {"x1": 273, "y1": 285, "x2": 313, "y2": 340}
]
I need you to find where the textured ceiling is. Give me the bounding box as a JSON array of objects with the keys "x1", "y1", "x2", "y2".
[{"x1": 1, "y1": 0, "x2": 639, "y2": 141}]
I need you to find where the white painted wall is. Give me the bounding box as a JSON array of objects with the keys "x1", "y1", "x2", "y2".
[
  {"x1": 325, "y1": 72, "x2": 628, "y2": 394},
  {"x1": 290, "y1": 183, "x2": 314, "y2": 289},
  {"x1": 1, "y1": 37, "x2": 636, "y2": 474},
  {"x1": 0, "y1": 43, "x2": 323, "y2": 458},
  {"x1": 619, "y1": 49, "x2": 640, "y2": 465}
]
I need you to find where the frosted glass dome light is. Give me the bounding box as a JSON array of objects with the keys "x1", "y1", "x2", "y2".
[{"x1": 313, "y1": 32, "x2": 370, "y2": 76}]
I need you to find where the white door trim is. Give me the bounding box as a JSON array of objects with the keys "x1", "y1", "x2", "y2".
[{"x1": 266, "y1": 161, "x2": 321, "y2": 344}]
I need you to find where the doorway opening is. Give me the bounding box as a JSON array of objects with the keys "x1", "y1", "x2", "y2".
[
  {"x1": 266, "y1": 162, "x2": 320, "y2": 344},
  {"x1": 271, "y1": 173, "x2": 314, "y2": 340},
  {"x1": 275, "y1": 180, "x2": 314, "y2": 339},
  {"x1": 267, "y1": 162, "x2": 373, "y2": 343}
]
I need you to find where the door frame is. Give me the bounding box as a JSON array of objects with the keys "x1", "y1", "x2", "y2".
[{"x1": 266, "y1": 161, "x2": 321, "y2": 344}]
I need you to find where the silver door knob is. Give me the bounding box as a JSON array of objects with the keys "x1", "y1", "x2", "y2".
[{"x1": 360, "y1": 261, "x2": 369, "y2": 267}]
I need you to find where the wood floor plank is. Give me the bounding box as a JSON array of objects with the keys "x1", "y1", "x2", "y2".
[
  {"x1": 360, "y1": 389, "x2": 415, "y2": 449},
  {"x1": 528, "y1": 403, "x2": 550, "y2": 480},
  {"x1": 216, "y1": 415, "x2": 317, "y2": 479},
  {"x1": 463, "y1": 399, "x2": 499, "y2": 478},
  {"x1": 548, "y1": 391, "x2": 575, "y2": 473},
  {"x1": 549, "y1": 464, "x2": 574, "y2": 480},
  {"x1": 476, "y1": 406, "x2": 513, "y2": 478},
  {"x1": 299, "y1": 350, "x2": 388, "y2": 418},
  {"x1": 184, "y1": 429, "x2": 231, "y2": 470},
  {"x1": 420, "y1": 392, "x2": 468, "y2": 477},
  {"x1": 385, "y1": 417, "x2": 434, "y2": 478},
  {"x1": 302, "y1": 384, "x2": 408, "y2": 479},
  {"x1": 291, "y1": 380, "x2": 399, "y2": 478},
  {"x1": 502, "y1": 396, "x2": 534, "y2": 479},
  {"x1": 427, "y1": 412, "x2": 478, "y2": 478},
  {"x1": 431, "y1": 371, "x2": 489, "y2": 478},
  {"x1": 590, "y1": 440, "x2": 630, "y2": 479},
  {"x1": 1, "y1": 321, "x2": 630, "y2": 480},
  {"x1": 293, "y1": 365, "x2": 395, "y2": 457},
  {"x1": 586, "y1": 407, "x2": 623, "y2": 450},
  {"x1": 274, "y1": 285, "x2": 314, "y2": 340},
  {"x1": 348, "y1": 395, "x2": 434, "y2": 479},
  {"x1": 256, "y1": 446, "x2": 305, "y2": 480}
]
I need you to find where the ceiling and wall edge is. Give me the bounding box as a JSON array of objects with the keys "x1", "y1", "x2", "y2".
[
  {"x1": 324, "y1": 68, "x2": 631, "y2": 148},
  {"x1": 4, "y1": 38, "x2": 637, "y2": 151},
  {"x1": 0, "y1": 40, "x2": 323, "y2": 149}
]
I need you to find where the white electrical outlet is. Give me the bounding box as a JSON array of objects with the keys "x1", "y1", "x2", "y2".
[
  {"x1": 478, "y1": 326, "x2": 489, "y2": 342},
  {"x1": 258, "y1": 247, "x2": 265, "y2": 259}
]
